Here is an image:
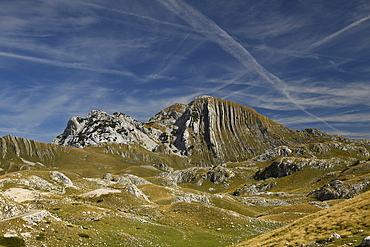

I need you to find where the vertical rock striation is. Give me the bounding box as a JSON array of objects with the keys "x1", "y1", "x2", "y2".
[
  {"x1": 152, "y1": 96, "x2": 338, "y2": 163},
  {"x1": 52, "y1": 96, "x2": 340, "y2": 164}
]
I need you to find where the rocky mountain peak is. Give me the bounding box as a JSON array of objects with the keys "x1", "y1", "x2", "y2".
[
  {"x1": 149, "y1": 103, "x2": 187, "y2": 126},
  {"x1": 52, "y1": 110, "x2": 162, "y2": 150},
  {"x1": 53, "y1": 96, "x2": 340, "y2": 164}
]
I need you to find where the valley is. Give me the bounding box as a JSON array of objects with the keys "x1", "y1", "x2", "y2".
[{"x1": 1, "y1": 96, "x2": 369, "y2": 246}]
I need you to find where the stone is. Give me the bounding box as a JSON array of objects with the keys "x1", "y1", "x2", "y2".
[
  {"x1": 360, "y1": 236, "x2": 370, "y2": 247},
  {"x1": 308, "y1": 179, "x2": 369, "y2": 201},
  {"x1": 253, "y1": 146, "x2": 292, "y2": 162},
  {"x1": 153, "y1": 163, "x2": 174, "y2": 172},
  {"x1": 328, "y1": 232, "x2": 341, "y2": 241},
  {"x1": 52, "y1": 110, "x2": 162, "y2": 151},
  {"x1": 50, "y1": 171, "x2": 74, "y2": 187}
]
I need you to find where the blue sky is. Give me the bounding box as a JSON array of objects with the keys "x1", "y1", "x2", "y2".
[{"x1": 0, "y1": 0, "x2": 369, "y2": 143}]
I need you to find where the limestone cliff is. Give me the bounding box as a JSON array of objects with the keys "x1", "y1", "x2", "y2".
[
  {"x1": 53, "y1": 96, "x2": 341, "y2": 164},
  {"x1": 150, "y1": 96, "x2": 340, "y2": 163},
  {"x1": 52, "y1": 110, "x2": 162, "y2": 150}
]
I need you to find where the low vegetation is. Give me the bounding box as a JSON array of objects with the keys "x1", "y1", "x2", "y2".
[{"x1": 1, "y1": 96, "x2": 369, "y2": 246}]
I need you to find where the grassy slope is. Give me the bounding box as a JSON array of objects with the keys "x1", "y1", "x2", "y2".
[
  {"x1": 1, "y1": 135, "x2": 370, "y2": 246},
  {"x1": 236, "y1": 190, "x2": 370, "y2": 247}
]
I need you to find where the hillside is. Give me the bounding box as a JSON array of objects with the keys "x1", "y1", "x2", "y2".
[
  {"x1": 53, "y1": 96, "x2": 341, "y2": 164},
  {"x1": 1, "y1": 96, "x2": 369, "y2": 246},
  {"x1": 236, "y1": 189, "x2": 370, "y2": 246}
]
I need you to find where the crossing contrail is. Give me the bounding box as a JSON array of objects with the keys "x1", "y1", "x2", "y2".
[
  {"x1": 0, "y1": 51, "x2": 137, "y2": 79},
  {"x1": 78, "y1": 1, "x2": 193, "y2": 32},
  {"x1": 308, "y1": 15, "x2": 370, "y2": 50},
  {"x1": 157, "y1": 0, "x2": 341, "y2": 132}
]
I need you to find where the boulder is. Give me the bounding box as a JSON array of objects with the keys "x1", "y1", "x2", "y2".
[
  {"x1": 327, "y1": 232, "x2": 341, "y2": 241},
  {"x1": 50, "y1": 171, "x2": 74, "y2": 187},
  {"x1": 360, "y1": 236, "x2": 370, "y2": 247},
  {"x1": 308, "y1": 179, "x2": 369, "y2": 201},
  {"x1": 255, "y1": 157, "x2": 348, "y2": 180}
]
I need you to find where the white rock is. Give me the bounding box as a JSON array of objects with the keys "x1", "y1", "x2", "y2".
[
  {"x1": 360, "y1": 236, "x2": 370, "y2": 247},
  {"x1": 50, "y1": 171, "x2": 74, "y2": 187},
  {"x1": 328, "y1": 232, "x2": 341, "y2": 241}
]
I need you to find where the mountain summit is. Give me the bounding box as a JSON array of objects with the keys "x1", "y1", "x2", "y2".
[
  {"x1": 53, "y1": 96, "x2": 340, "y2": 163},
  {"x1": 2, "y1": 98, "x2": 370, "y2": 247}
]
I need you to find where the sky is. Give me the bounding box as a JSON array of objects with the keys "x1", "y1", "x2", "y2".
[{"x1": 0, "y1": 0, "x2": 369, "y2": 143}]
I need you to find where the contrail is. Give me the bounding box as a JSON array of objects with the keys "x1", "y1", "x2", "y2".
[
  {"x1": 78, "y1": 1, "x2": 193, "y2": 32},
  {"x1": 308, "y1": 15, "x2": 370, "y2": 50},
  {"x1": 157, "y1": 0, "x2": 341, "y2": 132},
  {"x1": 0, "y1": 51, "x2": 137, "y2": 79}
]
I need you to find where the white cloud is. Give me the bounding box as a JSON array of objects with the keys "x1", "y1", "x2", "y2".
[
  {"x1": 158, "y1": 0, "x2": 342, "y2": 133},
  {"x1": 308, "y1": 15, "x2": 370, "y2": 50},
  {"x1": 0, "y1": 51, "x2": 137, "y2": 78}
]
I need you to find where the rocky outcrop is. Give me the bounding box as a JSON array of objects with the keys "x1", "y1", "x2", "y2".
[
  {"x1": 233, "y1": 181, "x2": 276, "y2": 196},
  {"x1": 0, "y1": 135, "x2": 66, "y2": 165},
  {"x1": 52, "y1": 110, "x2": 163, "y2": 150},
  {"x1": 158, "y1": 96, "x2": 338, "y2": 162},
  {"x1": 153, "y1": 163, "x2": 174, "y2": 172},
  {"x1": 327, "y1": 232, "x2": 341, "y2": 241},
  {"x1": 53, "y1": 96, "x2": 340, "y2": 164},
  {"x1": 203, "y1": 165, "x2": 235, "y2": 184},
  {"x1": 171, "y1": 192, "x2": 211, "y2": 205},
  {"x1": 50, "y1": 171, "x2": 74, "y2": 187},
  {"x1": 157, "y1": 165, "x2": 234, "y2": 186},
  {"x1": 125, "y1": 184, "x2": 150, "y2": 202},
  {"x1": 100, "y1": 173, "x2": 150, "y2": 201},
  {"x1": 101, "y1": 173, "x2": 151, "y2": 186},
  {"x1": 308, "y1": 179, "x2": 369, "y2": 200},
  {"x1": 360, "y1": 236, "x2": 370, "y2": 247},
  {"x1": 1, "y1": 175, "x2": 66, "y2": 194},
  {"x1": 0, "y1": 192, "x2": 29, "y2": 220},
  {"x1": 252, "y1": 146, "x2": 292, "y2": 162},
  {"x1": 22, "y1": 210, "x2": 60, "y2": 225},
  {"x1": 158, "y1": 167, "x2": 202, "y2": 185},
  {"x1": 254, "y1": 157, "x2": 352, "y2": 180}
]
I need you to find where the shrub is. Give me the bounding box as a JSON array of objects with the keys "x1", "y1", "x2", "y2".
[{"x1": 0, "y1": 237, "x2": 26, "y2": 247}]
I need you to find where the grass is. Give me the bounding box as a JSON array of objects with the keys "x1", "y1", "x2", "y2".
[
  {"x1": 237, "y1": 190, "x2": 370, "y2": 246},
  {"x1": 0, "y1": 237, "x2": 26, "y2": 247},
  {"x1": 1, "y1": 135, "x2": 370, "y2": 246}
]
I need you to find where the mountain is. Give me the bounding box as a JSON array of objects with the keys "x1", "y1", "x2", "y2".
[
  {"x1": 53, "y1": 96, "x2": 342, "y2": 164},
  {"x1": 1, "y1": 96, "x2": 369, "y2": 247}
]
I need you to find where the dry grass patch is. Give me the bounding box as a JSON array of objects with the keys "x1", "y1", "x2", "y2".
[{"x1": 236, "y1": 190, "x2": 370, "y2": 246}]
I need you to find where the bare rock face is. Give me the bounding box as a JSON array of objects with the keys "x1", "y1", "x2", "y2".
[
  {"x1": 151, "y1": 96, "x2": 340, "y2": 163},
  {"x1": 52, "y1": 110, "x2": 162, "y2": 150},
  {"x1": 53, "y1": 96, "x2": 339, "y2": 163},
  {"x1": 308, "y1": 179, "x2": 370, "y2": 200},
  {"x1": 0, "y1": 135, "x2": 65, "y2": 167},
  {"x1": 254, "y1": 157, "x2": 352, "y2": 180},
  {"x1": 0, "y1": 192, "x2": 29, "y2": 220},
  {"x1": 158, "y1": 167, "x2": 202, "y2": 185},
  {"x1": 50, "y1": 171, "x2": 74, "y2": 187},
  {"x1": 233, "y1": 181, "x2": 276, "y2": 196},
  {"x1": 160, "y1": 96, "x2": 334, "y2": 162},
  {"x1": 157, "y1": 165, "x2": 234, "y2": 187},
  {"x1": 252, "y1": 146, "x2": 292, "y2": 162},
  {"x1": 360, "y1": 236, "x2": 370, "y2": 247}
]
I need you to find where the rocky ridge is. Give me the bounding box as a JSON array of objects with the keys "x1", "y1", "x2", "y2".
[
  {"x1": 53, "y1": 96, "x2": 341, "y2": 164},
  {"x1": 1, "y1": 96, "x2": 370, "y2": 246}
]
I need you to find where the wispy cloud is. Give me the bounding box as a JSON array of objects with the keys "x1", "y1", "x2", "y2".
[
  {"x1": 157, "y1": 0, "x2": 342, "y2": 133},
  {"x1": 0, "y1": 51, "x2": 137, "y2": 78},
  {"x1": 78, "y1": 1, "x2": 192, "y2": 32},
  {"x1": 308, "y1": 15, "x2": 370, "y2": 50},
  {"x1": 0, "y1": 79, "x2": 122, "y2": 141},
  {"x1": 0, "y1": 0, "x2": 368, "y2": 141}
]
